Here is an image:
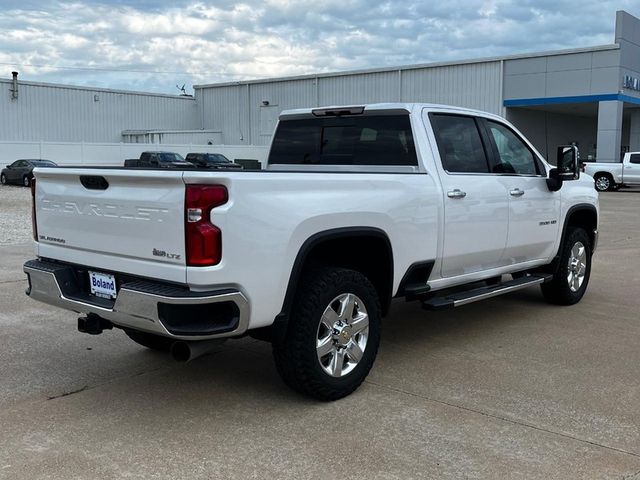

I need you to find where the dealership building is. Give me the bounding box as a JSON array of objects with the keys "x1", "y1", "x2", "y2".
[{"x1": 2, "y1": 10, "x2": 640, "y2": 165}]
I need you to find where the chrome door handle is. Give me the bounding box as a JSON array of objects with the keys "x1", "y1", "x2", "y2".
[
  {"x1": 510, "y1": 188, "x2": 525, "y2": 197},
  {"x1": 447, "y1": 189, "x2": 467, "y2": 199}
]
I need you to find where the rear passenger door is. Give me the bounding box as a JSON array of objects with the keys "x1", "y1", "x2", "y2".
[
  {"x1": 429, "y1": 113, "x2": 510, "y2": 278},
  {"x1": 482, "y1": 119, "x2": 560, "y2": 263}
]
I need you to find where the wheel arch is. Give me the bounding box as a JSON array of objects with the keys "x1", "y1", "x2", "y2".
[
  {"x1": 563, "y1": 204, "x2": 598, "y2": 249},
  {"x1": 268, "y1": 227, "x2": 394, "y2": 341},
  {"x1": 593, "y1": 171, "x2": 616, "y2": 189},
  {"x1": 540, "y1": 203, "x2": 598, "y2": 273},
  {"x1": 593, "y1": 171, "x2": 614, "y2": 179},
  {"x1": 546, "y1": 204, "x2": 598, "y2": 273}
]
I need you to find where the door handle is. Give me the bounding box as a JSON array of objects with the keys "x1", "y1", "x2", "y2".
[
  {"x1": 447, "y1": 189, "x2": 467, "y2": 199},
  {"x1": 509, "y1": 188, "x2": 525, "y2": 197}
]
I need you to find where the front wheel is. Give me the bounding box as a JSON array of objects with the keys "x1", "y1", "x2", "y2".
[
  {"x1": 541, "y1": 227, "x2": 592, "y2": 305},
  {"x1": 594, "y1": 174, "x2": 614, "y2": 192},
  {"x1": 272, "y1": 267, "x2": 381, "y2": 401}
]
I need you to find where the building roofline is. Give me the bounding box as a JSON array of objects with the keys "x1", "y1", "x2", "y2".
[
  {"x1": 0, "y1": 77, "x2": 196, "y2": 100},
  {"x1": 194, "y1": 44, "x2": 620, "y2": 90}
]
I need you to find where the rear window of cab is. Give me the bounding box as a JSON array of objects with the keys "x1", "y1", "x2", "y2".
[{"x1": 268, "y1": 114, "x2": 418, "y2": 166}]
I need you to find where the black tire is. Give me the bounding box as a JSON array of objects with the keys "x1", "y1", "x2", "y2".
[
  {"x1": 272, "y1": 267, "x2": 381, "y2": 401},
  {"x1": 125, "y1": 329, "x2": 173, "y2": 351},
  {"x1": 22, "y1": 175, "x2": 30, "y2": 187},
  {"x1": 0, "y1": 173, "x2": 6, "y2": 185},
  {"x1": 541, "y1": 227, "x2": 592, "y2": 305},
  {"x1": 594, "y1": 173, "x2": 614, "y2": 192}
]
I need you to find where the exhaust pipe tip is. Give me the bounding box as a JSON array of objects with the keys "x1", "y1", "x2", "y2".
[
  {"x1": 171, "y1": 341, "x2": 192, "y2": 362},
  {"x1": 170, "y1": 339, "x2": 224, "y2": 363}
]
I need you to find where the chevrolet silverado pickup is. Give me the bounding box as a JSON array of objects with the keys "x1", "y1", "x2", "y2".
[
  {"x1": 585, "y1": 152, "x2": 640, "y2": 191},
  {"x1": 24, "y1": 103, "x2": 599, "y2": 400}
]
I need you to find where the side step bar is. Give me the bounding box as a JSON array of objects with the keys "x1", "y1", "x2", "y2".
[{"x1": 422, "y1": 273, "x2": 553, "y2": 311}]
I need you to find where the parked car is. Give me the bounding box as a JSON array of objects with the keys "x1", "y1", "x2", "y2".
[
  {"x1": 583, "y1": 152, "x2": 640, "y2": 191},
  {"x1": 24, "y1": 103, "x2": 598, "y2": 401},
  {"x1": 1, "y1": 159, "x2": 57, "y2": 187},
  {"x1": 185, "y1": 153, "x2": 242, "y2": 169},
  {"x1": 124, "y1": 151, "x2": 195, "y2": 169}
]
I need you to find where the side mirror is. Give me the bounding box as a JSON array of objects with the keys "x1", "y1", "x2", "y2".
[
  {"x1": 547, "y1": 145, "x2": 580, "y2": 192},
  {"x1": 556, "y1": 145, "x2": 580, "y2": 180}
]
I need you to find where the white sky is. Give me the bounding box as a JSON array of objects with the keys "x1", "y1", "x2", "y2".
[{"x1": 0, "y1": 0, "x2": 638, "y2": 94}]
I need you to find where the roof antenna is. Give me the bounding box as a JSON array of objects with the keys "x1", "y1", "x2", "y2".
[{"x1": 176, "y1": 84, "x2": 188, "y2": 96}]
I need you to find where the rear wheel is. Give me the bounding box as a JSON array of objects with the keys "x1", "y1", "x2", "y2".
[
  {"x1": 594, "y1": 173, "x2": 614, "y2": 192},
  {"x1": 0, "y1": 173, "x2": 6, "y2": 185},
  {"x1": 125, "y1": 329, "x2": 173, "y2": 351},
  {"x1": 541, "y1": 227, "x2": 592, "y2": 305},
  {"x1": 272, "y1": 267, "x2": 381, "y2": 401}
]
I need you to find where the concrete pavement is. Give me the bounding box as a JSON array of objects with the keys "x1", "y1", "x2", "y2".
[{"x1": 0, "y1": 190, "x2": 639, "y2": 479}]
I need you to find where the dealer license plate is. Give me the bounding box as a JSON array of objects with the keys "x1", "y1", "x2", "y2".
[{"x1": 88, "y1": 271, "x2": 117, "y2": 299}]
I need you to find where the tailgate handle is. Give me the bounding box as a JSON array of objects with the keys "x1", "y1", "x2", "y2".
[{"x1": 80, "y1": 176, "x2": 109, "y2": 190}]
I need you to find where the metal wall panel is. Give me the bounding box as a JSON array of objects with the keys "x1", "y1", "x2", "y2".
[
  {"x1": 400, "y1": 62, "x2": 503, "y2": 114},
  {"x1": 198, "y1": 84, "x2": 251, "y2": 145},
  {"x1": 0, "y1": 80, "x2": 199, "y2": 143},
  {"x1": 503, "y1": 50, "x2": 626, "y2": 100},
  {"x1": 199, "y1": 80, "x2": 317, "y2": 146},
  {"x1": 249, "y1": 79, "x2": 316, "y2": 145},
  {"x1": 196, "y1": 61, "x2": 504, "y2": 146},
  {"x1": 318, "y1": 71, "x2": 400, "y2": 105}
]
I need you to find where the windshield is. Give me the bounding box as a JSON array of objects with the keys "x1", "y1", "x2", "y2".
[
  {"x1": 30, "y1": 160, "x2": 56, "y2": 167},
  {"x1": 204, "y1": 154, "x2": 231, "y2": 164},
  {"x1": 158, "y1": 153, "x2": 185, "y2": 163}
]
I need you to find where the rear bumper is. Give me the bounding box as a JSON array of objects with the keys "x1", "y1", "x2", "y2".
[{"x1": 23, "y1": 259, "x2": 250, "y2": 341}]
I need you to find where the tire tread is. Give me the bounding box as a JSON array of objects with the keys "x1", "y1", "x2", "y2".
[{"x1": 272, "y1": 267, "x2": 381, "y2": 401}]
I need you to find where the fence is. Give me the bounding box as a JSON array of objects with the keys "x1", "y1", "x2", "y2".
[{"x1": 0, "y1": 141, "x2": 269, "y2": 167}]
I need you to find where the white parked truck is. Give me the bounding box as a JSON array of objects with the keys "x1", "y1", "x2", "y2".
[
  {"x1": 24, "y1": 104, "x2": 599, "y2": 400},
  {"x1": 585, "y1": 152, "x2": 640, "y2": 191}
]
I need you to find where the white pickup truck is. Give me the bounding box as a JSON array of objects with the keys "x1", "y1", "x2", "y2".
[
  {"x1": 24, "y1": 103, "x2": 599, "y2": 400},
  {"x1": 585, "y1": 152, "x2": 640, "y2": 191}
]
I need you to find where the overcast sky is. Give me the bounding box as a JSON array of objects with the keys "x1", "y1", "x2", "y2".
[{"x1": 0, "y1": 0, "x2": 637, "y2": 94}]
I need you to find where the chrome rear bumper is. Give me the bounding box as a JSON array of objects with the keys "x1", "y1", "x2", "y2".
[{"x1": 24, "y1": 259, "x2": 250, "y2": 341}]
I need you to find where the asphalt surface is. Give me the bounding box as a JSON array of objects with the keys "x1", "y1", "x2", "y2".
[{"x1": 0, "y1": 185, "x2": 639, "y2": 479}]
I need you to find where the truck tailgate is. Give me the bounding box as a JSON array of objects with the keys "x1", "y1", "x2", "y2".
[{"x1": 34, "y1": 168, "x2": 187, "y2": 283}]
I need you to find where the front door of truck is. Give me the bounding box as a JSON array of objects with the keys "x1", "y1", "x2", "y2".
[
  {"x1": 428, "y1": 112, "x2": 510, "y2": 278},
  {"x1": 481, "y1": 119, "x2": 560, "y2": 263}
]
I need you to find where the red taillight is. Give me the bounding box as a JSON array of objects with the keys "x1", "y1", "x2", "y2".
[
  {"x1": 31, "y1": 178, "x2": 37, "y2": 241},
  {"x1": 185, "y1": 185, "x2": 228, "y2": 266}
]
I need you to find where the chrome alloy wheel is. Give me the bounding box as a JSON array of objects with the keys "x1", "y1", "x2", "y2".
[
  {"x1": 595, "y1": 176, "x2": 610, "y2": 191},
  {"x1": 316, "y1": 293, "x2": 369, "y2": 378},
  {"x1": 567, "y1": 241, "x2": 587, "y2": 292}
]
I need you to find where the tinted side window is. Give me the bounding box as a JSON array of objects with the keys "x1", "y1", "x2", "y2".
[
  {"x1": 486, "y1": 121, "x2": 538, "y2": 175},
  {"x1": 268, "y1": 115, "x2": 418, "y2": 166},
  {"x1": 630, "y1": 154, "x2": 640, "y2": 164},
  {"x1": 430, "y1": 114, "x2": 489, "y2": 173}
]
